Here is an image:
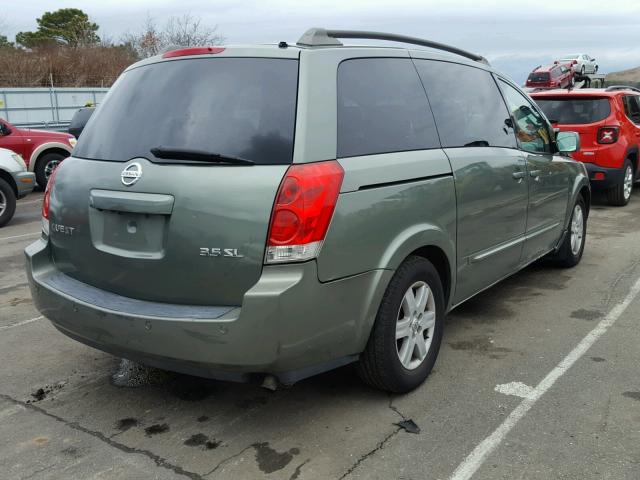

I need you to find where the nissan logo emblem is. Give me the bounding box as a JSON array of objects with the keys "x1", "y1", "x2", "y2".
[{"x1": 121, "y1": 162, "x2": 142, "y2": 186}]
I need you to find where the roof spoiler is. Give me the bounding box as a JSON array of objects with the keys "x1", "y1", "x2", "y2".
[{"x1": 297, "y1": 28, "x2": 489, "y2": 65}]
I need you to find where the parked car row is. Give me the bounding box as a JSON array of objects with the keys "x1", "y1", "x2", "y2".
[
  {"x1": 0, "y1": 118, "x2": 77, "y2": 226},
  {"x1": 0, "y1": 118, "x2": 75, "y2": 188},
  {"x1": 25, "y1": 30, "x2": 590, "y2": 393},
  {"x1": 7, "y1": 31, "x2": 640, "y2": 394}
]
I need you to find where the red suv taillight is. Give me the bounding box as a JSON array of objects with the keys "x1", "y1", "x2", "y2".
[
  {"x1": 41, "y1": 165, "x2": 60, "y2": 235},
  {"x1": 265, "y1": 160, "x2": 344, "y2": 264},
  {"x1": 597, "y1": 126, "x2": 619, "y2": 144}
]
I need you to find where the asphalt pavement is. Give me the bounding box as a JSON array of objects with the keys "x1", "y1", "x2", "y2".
[{"x1": 1, "y1": 189, "x2": 639, "y2": 480}]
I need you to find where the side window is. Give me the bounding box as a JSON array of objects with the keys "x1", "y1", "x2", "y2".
[
  {"x1": 413, "y1": 60, "x2": 516, "y2": 149},
  {"x1": 337, "y1": 58, "x2": 439, "y2": 158},
  {"x1": 622, "y1": 96, "x2": 640, "y2": 125},
  {"x1": 498, "y1": 80, "x2": 552, "y2": 154}
]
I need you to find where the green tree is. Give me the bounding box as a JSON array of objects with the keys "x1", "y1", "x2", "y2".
[
  {"x1": 16, "y1": 8, "x2": 99, "y2": 48},
  {"x1": 0, "y1": 34, "x2": 13, "y2": 49}
]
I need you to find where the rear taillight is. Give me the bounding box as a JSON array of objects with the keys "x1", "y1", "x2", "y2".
[
  {"x1": 265, "y1": 160, "x2": 344, "y2": 264},
  {"x1": 597, "y1": 126, "x2": 619, "y2": 144},
  {"x1": 41, "y1": 165, "x2": 60, "y2": 235}
]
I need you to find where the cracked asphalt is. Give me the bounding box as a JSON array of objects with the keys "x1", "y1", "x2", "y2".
[{"x1": 1, "y1": 190, "x2": 640, "y2": 480}]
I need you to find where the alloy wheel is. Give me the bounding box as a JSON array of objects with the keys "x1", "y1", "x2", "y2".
[
  {"x1": 44, "y1": 160, "x2": 60, "y2": 180},
  {"x1": 570, "y1": 204, "x2": 584, "y2": 256},
  {"x1": 623, "y1": 165, "x2": 633, "y2": 201},
  {"x1": 0, "y1": 189, "x2": 6, "y2": 217},
  {"x1": 395, "y1": 281, "x2": 436, "y2": 370}
]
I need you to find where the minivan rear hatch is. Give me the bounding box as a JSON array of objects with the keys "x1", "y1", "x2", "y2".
[{"x1": 49, "y1": 55, "x2": 299, "y2": 306}]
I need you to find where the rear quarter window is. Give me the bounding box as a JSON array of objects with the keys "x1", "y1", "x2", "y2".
[
  {"x1": 337, "y1": 58, "x2": 439, "y2": 158},
  {"x1": 622, "y1": 95, "x2": 640, "y2": 125},
  {"x1": 533, "y1": 97, "x2": 611, "y2": 124},
  {"x1": 74, "y1": 58, "x2": 299, "y2": 165}
]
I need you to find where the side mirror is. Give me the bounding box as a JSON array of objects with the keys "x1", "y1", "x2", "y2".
[
  {"x1": 556, "y1": 131, "x2": 580, "y2": 153},
  {"x1": 0, "y1": 124, "x2": 10, "y2": 136}
]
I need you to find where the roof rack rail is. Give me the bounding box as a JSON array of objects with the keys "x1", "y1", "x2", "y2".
[
  {"x1": 296, "y1": 28, "x2": 489, "y2": 65},
  {"x1": 605, "y1": 85, "x2": 640, "y2": 93}
]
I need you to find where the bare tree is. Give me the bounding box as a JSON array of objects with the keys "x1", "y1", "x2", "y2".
[
  {"x1": 124, "y1": 13, "x2": 224, "y2": 59},
  {"x1": 164, "y1": 13, "x2": 224, "y2": 47}
]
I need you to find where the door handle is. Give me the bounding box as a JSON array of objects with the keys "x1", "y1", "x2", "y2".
[
  {"x1": 529, "y1": 170, "x2": 542, "y2": 181},
  {"x1": 512, "y1": 171, "x2": 525, "y2": 182}
]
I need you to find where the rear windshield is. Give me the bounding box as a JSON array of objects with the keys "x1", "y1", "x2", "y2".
[
  {"x1": 74, "y1": 58, "x2": 299, "y2": 164},
  {"x1": 534, "y1": 97, "x2": 611, "y2": 124},
  {"x1": 528, "y1": 73, "x2": 550, "y2": 82}
]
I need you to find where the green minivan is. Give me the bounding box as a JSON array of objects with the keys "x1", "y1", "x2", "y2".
[{"x1": 26, "y1": 29, "x2": 590, "y2": 392}]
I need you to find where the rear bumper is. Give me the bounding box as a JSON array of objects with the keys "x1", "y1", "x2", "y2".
[
  {"x1": 582, "y1": 162, "x2": 625, "y2": 190},
  {"x1": 25, "y1": 238, "x2": 391, "y2": 383},
  {"x1": 12, "y1": 171, "x2": 36, "y2": 198}
]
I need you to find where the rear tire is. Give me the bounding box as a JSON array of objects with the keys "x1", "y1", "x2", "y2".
[
  {"x1": 606, "y1": 159, "x2": 633, "y2": 206},
  {"x1": 357, "y1": 256, "x2": 444, "y2": 393},
  {"x1": 0, "y1": 178, "x2": 17, "y2": 228},
  {"x1": 35, "y1": 152, "x2": 65, "y2": 189},
  {"x1": 551, "y1": 196, "x2": 587, "y2": 268}
]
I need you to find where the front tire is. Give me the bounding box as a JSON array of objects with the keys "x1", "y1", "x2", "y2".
[
  {"x1": 0, "y1": 178, "x2": 17, "y2": 227},
  {"x1": 607, "y1": 159, "x2": 633, "y2": 206},
  {"x1": 357, "y1": 256, "x2": 444, "y2": 393},
  {"x1": 551, "y1": 196, "x2": 587, "y2": 267},
  {"x1": 35, "y1": 152, "x2": 65, "y2": 189}
]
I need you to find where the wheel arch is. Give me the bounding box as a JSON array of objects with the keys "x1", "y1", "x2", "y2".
[
  {"x1": 377, "y1": 224, "x2": 456, "y2": 309},
  {"x1": 409, "y1": 245, "x2": 452, "y2": 308},
  {"x1": 28, "y1": 143, "x2": 72, "y2": 172},
  {"x1": 0, "y1": 169, "x2": 18, "y2": 196},
  {"x1": 567, "y1": 166, "x2": 591, "y2": 228},
  {"x1": 626, "y1": 145, "x2": 639, "y2": 174}
]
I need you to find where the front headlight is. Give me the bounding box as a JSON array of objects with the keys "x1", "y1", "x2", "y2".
[
  {"x1": 11, "y1": 153, "x2": 27, "y2": 170},
  {"x1": 68, "y1": 137, "x2": 77, "y2": 148}
]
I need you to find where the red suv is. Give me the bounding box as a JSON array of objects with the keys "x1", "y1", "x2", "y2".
[
  {"x1": 531, "y1": 86, "x2": 640, "y2": 205},
  {"x1": 0, "y1": 118, "x2": 76, "y2": 188},
  {"x1": 526, "y1": 64, "x2": 574, "y2": 89}
]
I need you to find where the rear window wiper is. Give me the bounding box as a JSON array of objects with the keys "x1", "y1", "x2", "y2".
[{"x1": 150, "y1": 146, "x2": 255, "y2": 165}]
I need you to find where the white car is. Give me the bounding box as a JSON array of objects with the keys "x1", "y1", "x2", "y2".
[
  {"x1": 0, "y1": 147, "x2": 36, "y2": 227},
  {"x1": 558, "y1": 54, "x2": 598, "y2": 76}
]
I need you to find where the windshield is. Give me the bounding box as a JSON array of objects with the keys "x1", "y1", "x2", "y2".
[
  {"x1": 74, "y1": 57, "x2": 299, "y2": 165},
  {"x1": 534, "y1": 97, "x2": 611, "y2": 124}
]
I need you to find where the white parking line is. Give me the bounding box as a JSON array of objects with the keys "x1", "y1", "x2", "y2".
[
  {"x1": 18, "y1": 199, "x2": 43, "y2": 206},
  {"x1": 0, "y1": 316, "x2": 43, "y2": 331},
  {"x1": 0, "y1": 232, "x2": 40, "y2": 242},
  {"x1": 449, "y1": 275, "x2": 640, "y2": 480}
]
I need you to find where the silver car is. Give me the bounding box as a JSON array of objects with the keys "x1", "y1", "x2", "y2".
[
  {"x1": 559, "y1": 53, "x2": 598, "y2": 76},
  {"x1": 0, "y1": 147, "x2": 36, "y2": 226}
]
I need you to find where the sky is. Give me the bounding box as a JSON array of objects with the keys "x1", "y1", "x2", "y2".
[{"x1": 3, "y1": 0, "x2": 640, "y2": 84}]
